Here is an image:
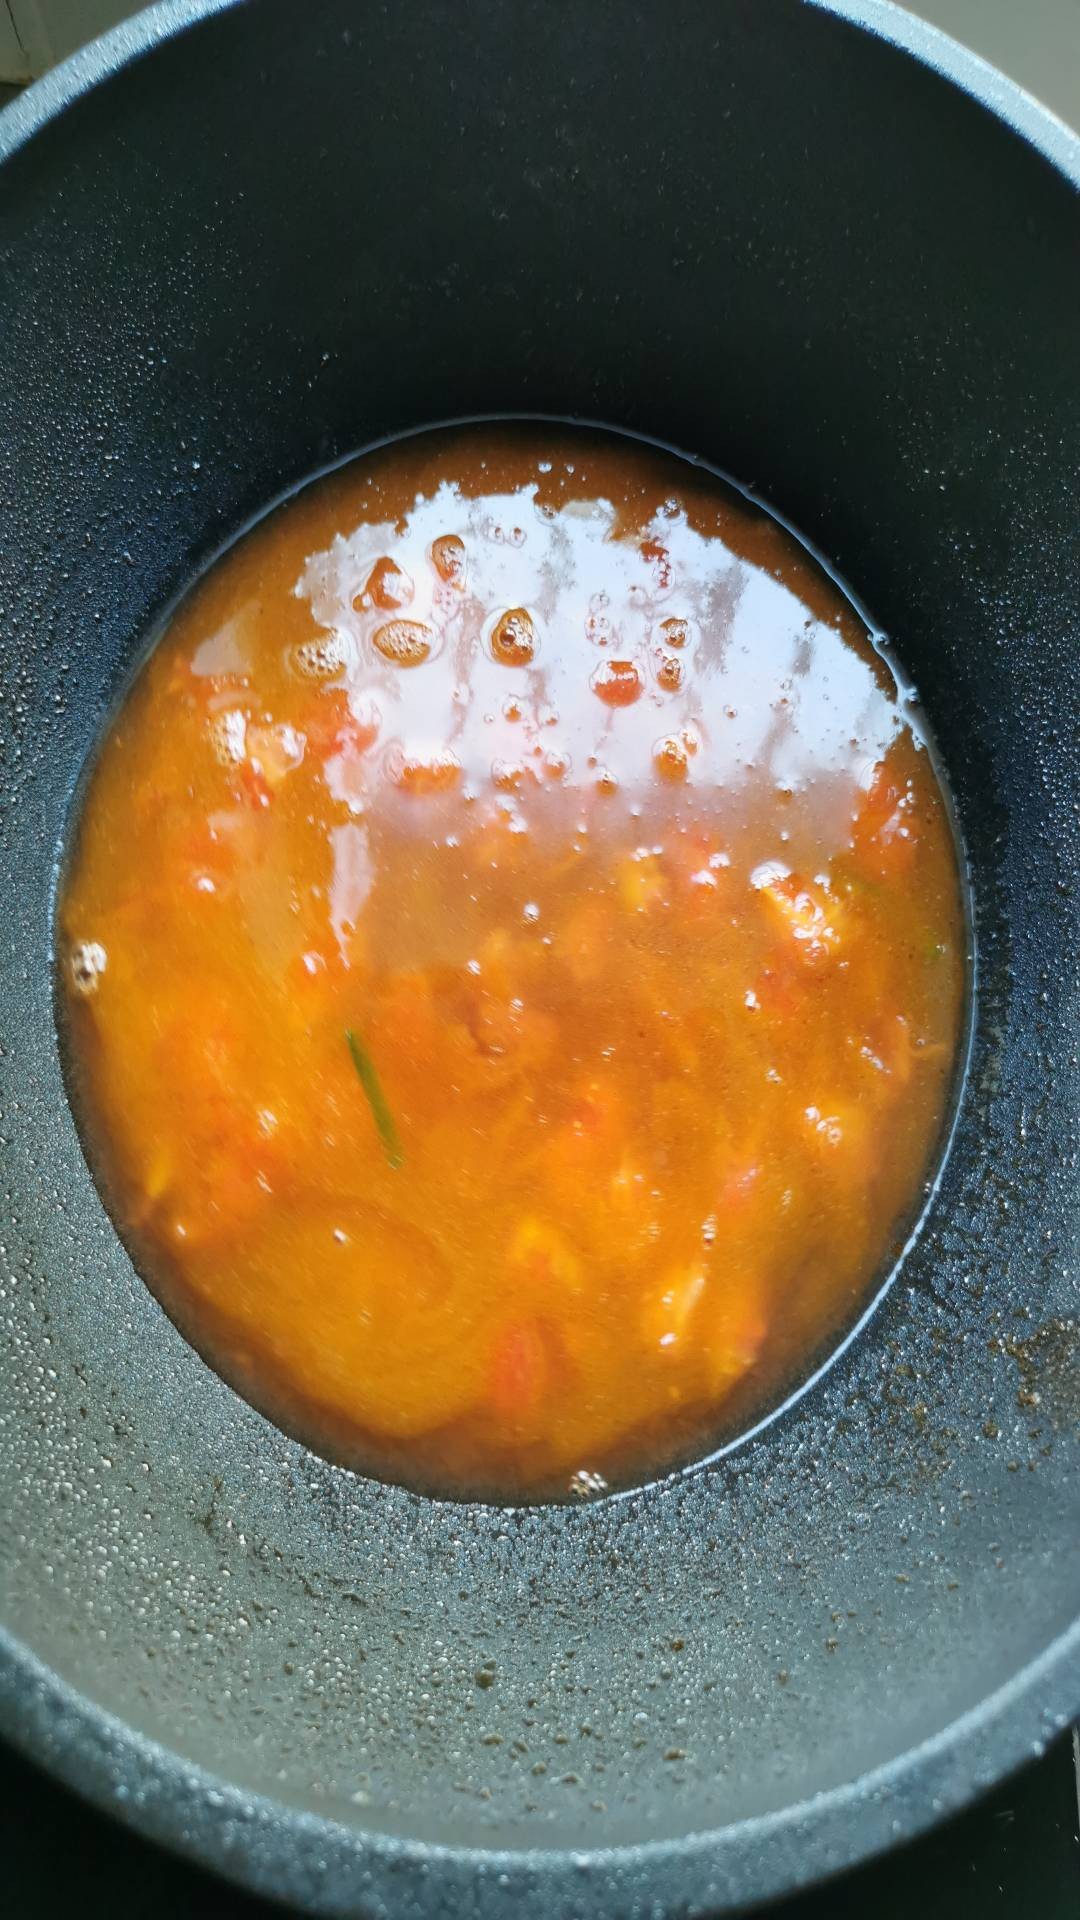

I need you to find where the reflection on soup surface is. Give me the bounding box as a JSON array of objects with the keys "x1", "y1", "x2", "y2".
[{"x1": 60, "y1": 425, "x2": 965, "y2": 1500}]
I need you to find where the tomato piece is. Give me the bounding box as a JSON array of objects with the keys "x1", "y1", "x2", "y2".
[
  {"x1": 507, "y1": 1217, "x2": 583, "y2": 1296},
  {"x1": 374, "y1": 970, "x2": 447, "y2": 1093},
  {"x1": 538, "y1": 1083, "x2": 629, "y2": 1228},
  {"x1": 618, "y1": 849, "x2": 668, "y2": 914},
  {"x1": 174, "y1": 819, "x2": 237, "y2": 895},
  {"x1": 145, "y1": 1000, "x2": 294, "y2": 1244},
  {"x1": 879, "y1": 1012, "x2": 913, "y2": 1086},
  {"x1": 300, "y1": 689, "x2": 374, "y2": 759},
  {"x1": 853, "y1": 763, "x2": 919, "y2": 877},
  {"x1": 705, "y1": 1277, "x2": 768, "y2": 1393},
  {"x1": 247, "y1": 721, "x2": 305, "y2": 787},
  {"x1": 641, "y1": 1266, "x2": 706, "y2": 1355},
  {"x1": 802, "y1": 1100, "x2": 873, "y2": 1189},
  {"x1": 281, "y1": 943, "x2": 353, "y2": 1030},
  {"x1": 562, "y1": 898, "x2": 617, "y2": 985},
  {"x1": 748, "y1": 958, "x2": 802, "y2": 1020},
  {"x1": 489, "y1": 1318, "x2": 551, "y2": 1424},
  {"x1": 233, "y1": 761, "x2": 273, "y2": 810},
  {"x1": 359, "y1": 556, "x2": 414, "y2": 612},
  {"x1": 752, "y1": 864, "x2": 841, "y2": 966}
]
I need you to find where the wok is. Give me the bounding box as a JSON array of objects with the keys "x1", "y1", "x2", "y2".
[{"x1": 0, "y1": 1, "x2": 1078, "y2": 1912}]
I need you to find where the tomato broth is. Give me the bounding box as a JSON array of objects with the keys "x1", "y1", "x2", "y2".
[{"x1": 59, "y1": 425, "x2": 965, "y2": 1499}]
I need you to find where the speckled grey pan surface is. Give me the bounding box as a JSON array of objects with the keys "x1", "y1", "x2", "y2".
[{"x1": 0, "y1": 1, "x2": 1078, "y2": 1912}]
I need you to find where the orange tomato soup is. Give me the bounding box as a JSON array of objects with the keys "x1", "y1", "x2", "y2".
[{"x1": 59, "y1": 426, "x2": 965, "y2": 1499}]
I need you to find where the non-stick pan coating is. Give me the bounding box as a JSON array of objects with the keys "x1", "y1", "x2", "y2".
[{"x1": 0, "y1": 2, "x2": 1077, "y2": 1912}]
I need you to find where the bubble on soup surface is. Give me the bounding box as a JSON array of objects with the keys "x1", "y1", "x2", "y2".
[
  {"x1": 70, "y1": 940, "x2": 107, "y2": 995},
  {"x1": 431, "y1": 533, "x2": 466, "y2": 586},
  {"x1": 385, "y1": 746, "x2": 462, "y2": 793},
  {"x1": 206, "y1": 707, "x2": 247, "y2": 765},
  {"x1": 291, "y1": 632, "x2": 350, "y2": 681},
  {"x1": 641, "y1": 537, "x2": 674, "y2": 590},
  {"x1": 659, "y1": 616, "x2": 690, "y2": 649},
  {"x1": 358, "y1": 556, "x2": 414, "y2": 612},
  {"x1": 490, "y1": 608, "x2": 537, "y2": 666},
  {"x1": 654, "y1": 734, "x2": 690, "y2": 781},
  {"x1": 568, "y1": 1468, "x2": 609, "y2": 1500},
  {"x1": 656, "y1": 653, "x2": 683, "y2": 691},
  {"x1": 590, "y1": 658, "x2": 642, "y2": 706},
  {"x1": 372, "y1": 620, "x2": 435, "y2": 667},
  {"x1": 492, "y1": 760, "x2": 536, "y2": 793}
]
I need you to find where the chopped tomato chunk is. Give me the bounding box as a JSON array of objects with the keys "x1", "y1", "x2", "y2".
[
  {"x1": 489, "y1": 1318, "x2": 552, "y2": 1424},
  {"x1": 752, "y1": 864, "x2": 841, "y2": 966}
]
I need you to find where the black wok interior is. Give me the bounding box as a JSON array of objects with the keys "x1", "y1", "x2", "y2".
[{"x1": 0, "y1": 2, "x2": 1077, "y2": 1914}]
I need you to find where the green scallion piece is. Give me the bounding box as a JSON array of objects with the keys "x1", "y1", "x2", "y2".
[{"x1": 345, "y1": 1028, "x2": 403, "y2": 1170}]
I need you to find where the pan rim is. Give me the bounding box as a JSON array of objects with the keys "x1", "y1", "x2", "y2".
[
  {"x1": 1, "y1": 0, "x2": 1078, "y2": 188},
  {"x1": 1, "y1": 0, "x2": 1078, "y2": 1911},
  {"x1": 2, "y1": 1616, "x2": 1078, "y2": 1911}
]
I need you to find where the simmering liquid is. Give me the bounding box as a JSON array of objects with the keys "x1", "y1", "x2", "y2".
[{"x1": 59, "y1": 425, "x2": 965, "y2": 1500}]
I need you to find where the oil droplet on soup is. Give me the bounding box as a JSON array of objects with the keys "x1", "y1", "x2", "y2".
[{"x1": 59, "y1": 425, "x2": 965, "y2": 1501}]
